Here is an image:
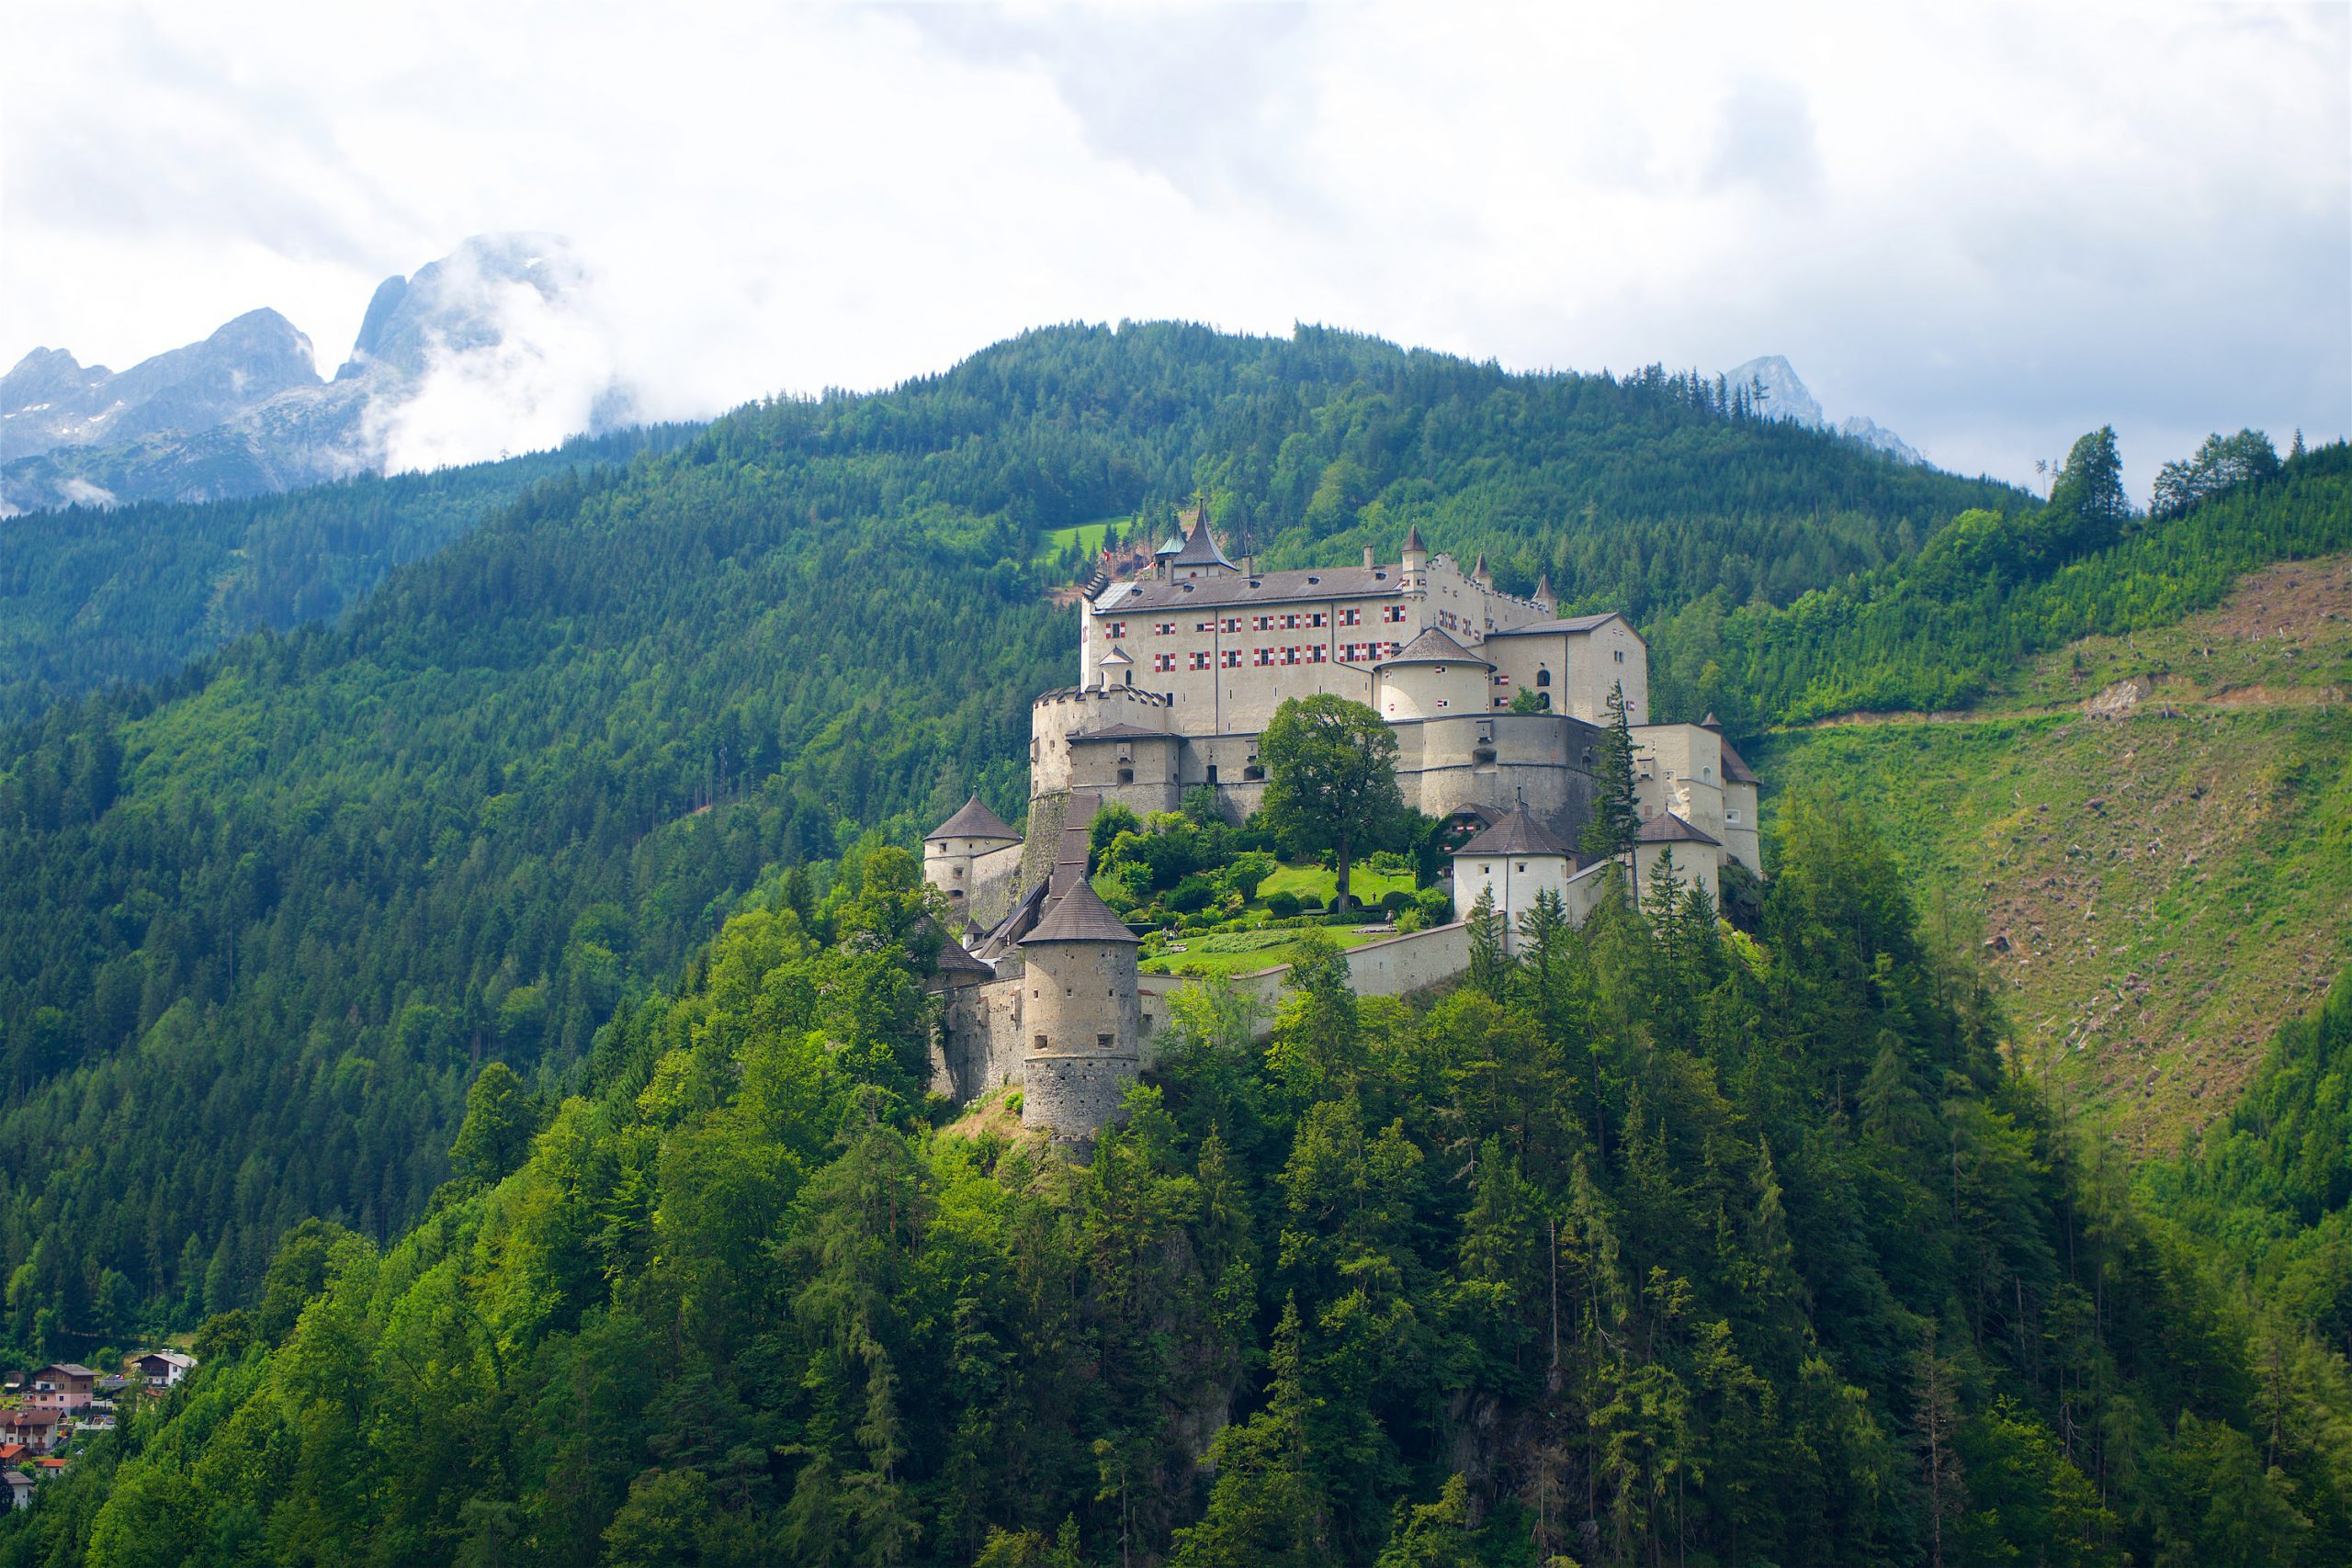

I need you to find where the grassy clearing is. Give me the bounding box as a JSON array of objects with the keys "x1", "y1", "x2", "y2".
[
  {"x1": 1035, "y1": 519, "x2": 1123, "y2": 563},
  {"x1": 1758, "y1": 565, "x2": 2352, "y2": 1152},
  {"x1": 1256, "y1": 861, "x2": 1417, "y2": 908},
  {"x1": 1140, "y1": 922, "x2": 1394, "y2": 977}
]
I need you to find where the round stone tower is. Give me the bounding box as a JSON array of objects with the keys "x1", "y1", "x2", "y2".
[
  {"x1": 1017, "y1": 877, "x2": 1143, "y2": 1146},
  {"x1": 923, "y1": 795, "x2": 1020, "y2": 918}
]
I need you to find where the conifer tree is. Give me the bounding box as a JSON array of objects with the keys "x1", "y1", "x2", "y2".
[
  {"x1": 1582, "y1": 681, "x2": 1642, "y2": 888},
  {"x1": 1466, "y1": 886, "x2": 1510, "y2": 1002}
]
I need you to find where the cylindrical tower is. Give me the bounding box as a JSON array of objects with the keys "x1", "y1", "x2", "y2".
[{"x1": 1017, "y1": 879, "x2": 1143, "y2": 1147}]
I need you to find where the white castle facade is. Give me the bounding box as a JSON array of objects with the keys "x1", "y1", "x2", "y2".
[{"x1": 922, "y1": 513, "x2": 1765, "y2": 1145}]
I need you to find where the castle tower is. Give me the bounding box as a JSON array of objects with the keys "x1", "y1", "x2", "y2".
[
  {"x1": 1401, "y1": 522, "x2": 1429, "y2": 583},
  {"x1": 1017, "y1": 877, "x2": 1143, "y2": 1146},
  {"x1": 1534, "y1": 572, "x2": 1556, "y2": 615},
  {"x1": 1473, "y1": 551, "x2": 1495, "y2": 591},
  {"x1": 923, "y1": 795, "x2": 1021, "y2": 919}
]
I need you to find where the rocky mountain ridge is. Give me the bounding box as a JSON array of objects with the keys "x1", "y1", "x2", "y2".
[
  {"x1": 0, "y1": 233, "x2": 637, "y2": 515},
  {"x1": 1725, "y1": 352, "x2": 1925, "y2": 464}
]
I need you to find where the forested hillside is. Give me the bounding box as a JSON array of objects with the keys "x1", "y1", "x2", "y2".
[
  {"x1": 7, "y1": 810, "x2": 2338, "y2": 1567},
  {"x1": 0, "y1": 321, "x2": 2020, "y2": 1364},
  {"x1": 1648, "y1": 432, "x2": 2351, "y2": 732},
  {"x1": 0, "y1": 423, "x2": 701, "y2": 724}
]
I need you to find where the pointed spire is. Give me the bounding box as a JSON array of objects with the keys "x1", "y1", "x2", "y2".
[
  {"x1": 1404, "y1": 523, "x2": 1425, "y2": 553},
  {"x1": 1534, "y1": 571, "x2": 1556, "y2": 611},
  {"x1": 1700, "y1": 712, "x2": 1723, "y2": 730},
  {"x1": 1473, "y1": 551, "x2": 1493, "y2": 586}
]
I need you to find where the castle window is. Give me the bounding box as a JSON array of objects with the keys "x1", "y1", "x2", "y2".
[
  {"x1": 1221, "y1": 649, "x2": 1242, "y2": 668},
  {"x1": 1107, "y1": 622, "x2": 1127, "y2": 638},
  {"x1": 1341, "y1": 607, "x2": 1361, "y2": 626},
  {"x1": 1155, "y1": 622, "x2": 1176, "y2": 636},
  {"x1": 1614, "y1": 649, "x2": 1625, "y2": 663},
  {"x1": 1280, "y1": 648, "x2": 1300, "y2": 665},
  {"x1": 1117, "y1": 767, "x2": 1134, "y2": 784},
  {"x1": 1309, "y1": 612, "x2": 1327, "y2": 627},
  {"x1": 1281, "y1": 613, "x2": 1300, "y2": 629},
  {"x1": 1306, "y1": 646, "x2": 1327, "y2": 663},
  {"x1": 1153, "y1": 653, "x2": 1176, "y2": 672},
  {"x1": 1205, "y1": 764, "x2": 1218, "y2": 784},
  {"x1": 1253, "y1": 615, "x2": 1273, "y2": 631},
  {"x1": 1384, "y1": 604, "x2": 1406, "y2": 623},
  {"x1": 1190, "y1": 651, "x2": 1211, "y2": 670},
  {"x1": 1253, "y1": 649, "x2": 1273, "y2": 666},
  {"x1": 1034, "y1": 1033, "x2": 1047, "y2": 1049},
  {"x1": 1726, "y1": 809, "x2": 1741, "y2": 824},
  {"x1": 1437, "y1": 699, "x2": 1449, "y2": 708},
  {"x1": 1536, "y1": 668, "x2": 1551, "y2": 688},
  {"x1": 1195, "y1": 621, "x2": 1213, "y2": 633}
]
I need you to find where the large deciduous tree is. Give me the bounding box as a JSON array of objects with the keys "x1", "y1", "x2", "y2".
[{"x1": 1258, "y1": 694, "x2": 1404, "y2": 912}]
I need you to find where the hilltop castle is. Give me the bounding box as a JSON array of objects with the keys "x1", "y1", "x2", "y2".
[{"x1": 922, "y1": 511, "x2": 1764, "y2": 1144}]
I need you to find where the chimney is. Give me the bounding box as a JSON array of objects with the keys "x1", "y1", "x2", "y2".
[{"x1": 1363, "y1": 545, "x2": 1375, "y2": 569}]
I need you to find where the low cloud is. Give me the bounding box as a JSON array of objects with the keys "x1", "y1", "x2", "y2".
[{"x1": 5, "y1": 2, "x2": 2346, "y2": 502}]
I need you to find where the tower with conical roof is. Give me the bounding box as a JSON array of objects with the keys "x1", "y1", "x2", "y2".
[
  {"x1": 1017, "y1": 877, "x2": 1143, "y2": 1144},
  {"x1": 924, "y1": 795, "x2": 1023, "y2": 925}
]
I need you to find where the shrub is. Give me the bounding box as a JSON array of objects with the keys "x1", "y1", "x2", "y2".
[
  {"x1": 1379, "y1": 889, "x2": 1413, "y2": 917},
  {"x1": 1264, "y1": 891, "x2": 1301, "y2": 919},
  {"x1": 1296, "y1": 891, "x2": 1324, "y2": 912},
  {"x1": 1167, "y1": 874, "x2": 1217, "y2": 913},
  {"x1": 1413, "y1": 886, "x2": 1453, "y2": 924},
  {"x1": 1367, "y1": 850, "x2": 1413, "y2": 875},
  {"x1": 1220, "y1": 851, "x2": 1277, "y2": 902}
]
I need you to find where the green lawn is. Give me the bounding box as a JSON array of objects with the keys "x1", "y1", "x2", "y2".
[
  {"x1": 1140, "y1": 922, "x2": 1396, "y2": 977},
  {"x1": 1256, "y1": 860, "x2": 1416, "y2": 908},
  {"x1": 1035, "y1": 518, "x2": 1125, "y2": 563}
]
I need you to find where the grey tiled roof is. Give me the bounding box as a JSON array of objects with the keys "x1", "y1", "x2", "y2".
[
  {"x1": 1376, "y1": 626, "x2": 1487, "y2": 668},
  {"x1": 1636, "y1": 813, "x2": 1721, "y2": 847},
  {"x1": 1454, "y1": 803, "x2": 1574, "y2": 859},
  {"x1": 1484, "y1": 612, "x2": 1623, "y2": 637},
  {"x1": 1104, "y1": 560, "x2": 1404, "y2": 612},
  {"x1": 1070, "y1": 724, "x2": 1175, "y2": 742},
  {"x1": 929, "y1": 795, "x2": 1018, "y2": 842},
  {"x1": 1168, "y1": 515, "x2": 1237, "y2": 570},
  {"x1": 1021, "y1": 878, "x2": 1142, "y2": 946}
]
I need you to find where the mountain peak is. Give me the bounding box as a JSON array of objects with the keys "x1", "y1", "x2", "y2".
[{"x1": 1724, "y1": 354, "x2": 1922, "y2": 465}]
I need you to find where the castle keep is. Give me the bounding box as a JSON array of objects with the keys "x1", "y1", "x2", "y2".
[{"x1": 925, "y1": 513, "x2": 1764, "y2": 1145}]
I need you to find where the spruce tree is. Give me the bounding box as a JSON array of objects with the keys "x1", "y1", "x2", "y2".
[
  {"x1": 1467, "y1": 886, "x2": 1510, "y2": 1001},
  {"x1": 1582, "y1": 680, "x2": 1642, "y2": 892}
]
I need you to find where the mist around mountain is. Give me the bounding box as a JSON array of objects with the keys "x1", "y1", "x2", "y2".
[
  {"x1": 1725, "y1": 353, "x2": 1927, "y2": 465},
  {"x1": 0, "y1": 234, "x2": 639, "y2": 515}
]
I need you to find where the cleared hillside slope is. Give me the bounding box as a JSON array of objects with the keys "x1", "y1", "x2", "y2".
[{"x1": 1758, "y1": 554, "x2": 2352, "y2": 1149}]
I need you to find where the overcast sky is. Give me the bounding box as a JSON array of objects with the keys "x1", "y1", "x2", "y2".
[{"x1": 5, "y1": 1, "x2": 2346, "y2": 498}]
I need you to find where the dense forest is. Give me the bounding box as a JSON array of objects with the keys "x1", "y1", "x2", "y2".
[
  {"x1": 4, "y1": 808, "x2": 2339, "y2": 1566},
  {"x1": 1647, "y1": 430, "x2": 2352, "y2": 731},
  {"x1": 0, "y1": 423, "x2": 702, "y2": 725},
  {"x1": 0, "y1": 321, "x2": 2022, "y2": 1357}
]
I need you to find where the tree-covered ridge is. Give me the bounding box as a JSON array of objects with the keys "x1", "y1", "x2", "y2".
[
  {"x1": 0, "y1": 320, "x2": 2018, "y2": 1353},
  {"x1": 0, "y1": 423, "x2": 700, "y2": 725},
  {"x1": 1651, "y1": 434, "x2": 2352, "y2": 731},
  {"x1": 5, "y1": 807, "x2": 2335, "y2": 1567}
]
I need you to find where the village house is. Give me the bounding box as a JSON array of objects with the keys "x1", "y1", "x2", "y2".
[
  {"x1": 132, "y1": 1348, "x2": 196, "y2": 1388},
  {"x1": 5, "y1": 1469, "x2": 31, "y2": 1511},
  {"x1": 0, "y1": 1408, "x2": 61, "y2": 1456},
  {"x1": 20, "y1": 1364, "x2": 95, "y2": 1413}
]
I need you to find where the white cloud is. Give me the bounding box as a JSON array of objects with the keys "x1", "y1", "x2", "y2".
[{"x1": 3, "y1": 0, "x2": 2345, "y2": 499}]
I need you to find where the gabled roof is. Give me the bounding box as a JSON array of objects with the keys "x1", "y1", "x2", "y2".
[
  {"x1": 41, "y1": 1365, "x2": 96, "y2": 1380},
  {"x1": 1168, "y1": 511, "x2": 1236, "y2": 570},
  {"x1": 933, "y1": 930, "x2": 995, "y2": 982},
  {"x1": 1485, "y1": 612, "x2": 1624, "y2": 637},
  {"x1": 1375, "y1": 626, "x2": 1489, "y2": 669},
  {"x1": 1021, "y1": 878, "x2": 1141, "y2": 946},
  {"x1": 928, "y1": 795, "x2": 1018, "y2": 843},
  {"x1": 1069, "y1": 723, "x2": 1175, "y2": 742},
  {"x1": 1719, "y1": 739, "x2": 1759, "y2": 786},
  {"x1": 1453, "y1": 802, "x2": 1573, "y2": 859},
  {"x1": 135, "y1": 1349, "x2": 195, "y2": 1368},
  {"x1": 1098, "y1": 643, "x2": 1133, "y2": 665},
  {"x1": 1100, "y1": 560, "x2": 1399, "y2": 612},
  {"x1": 1637, "y1": 813, "x2": 1721, "y2": 847}
]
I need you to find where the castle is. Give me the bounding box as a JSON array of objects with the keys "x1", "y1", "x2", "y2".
[{"x1": 922, "y1": 512, "x2": 1764, "y2": 1144}]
